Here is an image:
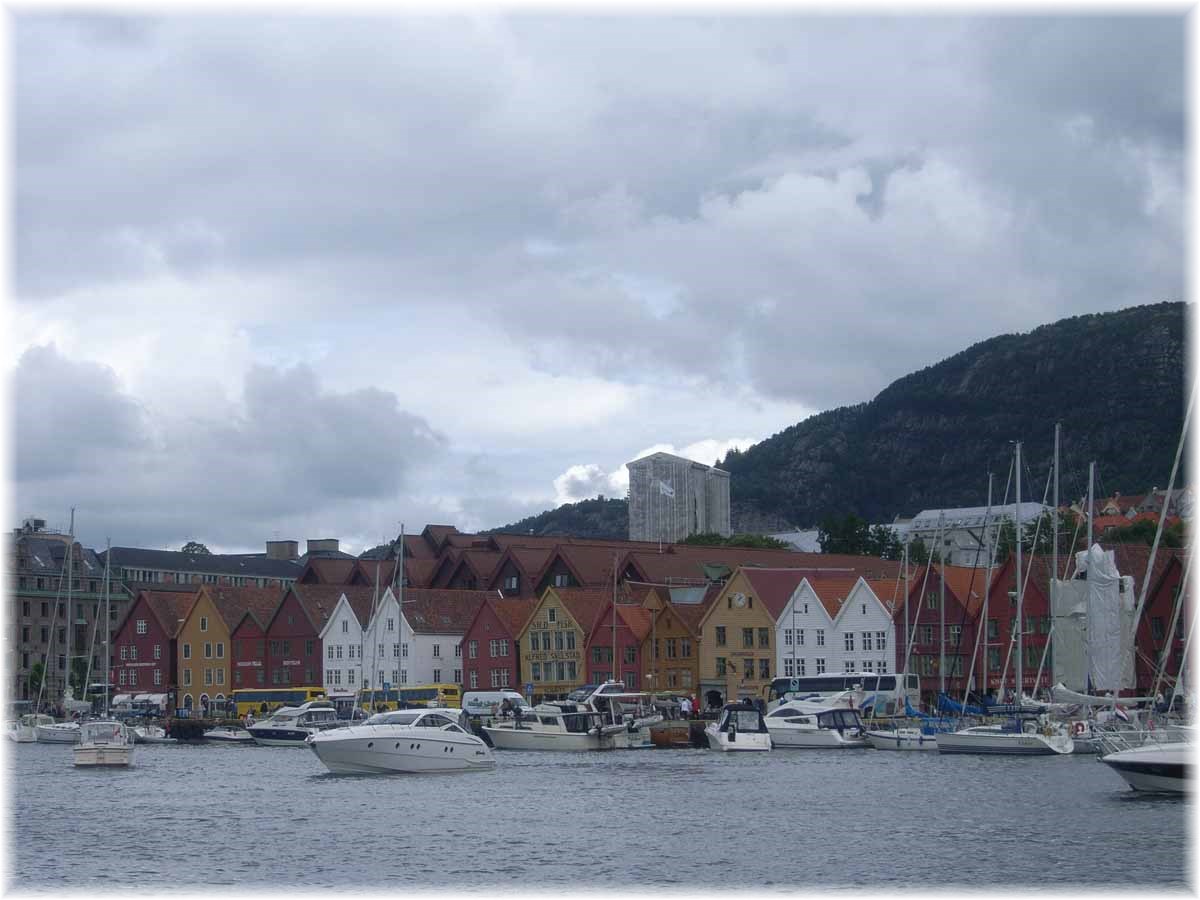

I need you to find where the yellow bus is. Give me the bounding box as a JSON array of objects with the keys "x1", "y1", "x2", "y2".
[
  {"x1": 357, "y1": 683, "x2": 461, "y2": 712},
  {"x1": 232, "y1": 686, "x2": 326, "y2": 717}
]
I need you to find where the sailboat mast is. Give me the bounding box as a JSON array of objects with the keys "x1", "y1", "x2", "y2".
[
  {"x1": 939, "y1": 510, "x2": 946, "y2": 698},
  {"x1": 1051, "y1": 424, "x2": 1060, "y2": 694},
  {"x1": 1087, "y1": 462, "x2": 1095, "y2": 550},
  {"x1": 983, "y1": 471, "x2": 993, "y2": 697},
  {"x1": 65, "y1": 508, "x2": 75, "y2": 703},
  {"x1": 103, "y1": 540, "x2": 111, "y2": 716},
  {"x1": 612, "y1": 552, "x2": 618, "y2": 684},
  {"x1": 1015, "y1": 443, "x2": 1023, "y2": 704},
  {"x1": 902, "y1": 539, "x2": 909, "y2": 687}
]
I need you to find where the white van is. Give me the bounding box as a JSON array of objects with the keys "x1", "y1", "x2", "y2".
[{"x1": 462, "y1": 690, "x2": 533, "y2": 724}]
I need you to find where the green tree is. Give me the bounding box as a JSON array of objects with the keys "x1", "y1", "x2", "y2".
[
  {"x1": 181, "y1": 541, "x2": 211, "y2": 555},
  {"x1": 865, "y1": 524, "x2": 903, "y2": 560},
  {"x1": 1111, "y1": 517, "x2": 1185, "y2": 549},
  {"x1": 68, "y1": 657, "x2": 89, "y2": 697},
  {"x1": 907, "y1": 537, "x2": 931, "y2": 566},
  {"x1": 818, "y1": 514, "x2": 870, "y2": 555},
  {"x1": 26, "y1": 662, "x2": 45, "y2": 697}
]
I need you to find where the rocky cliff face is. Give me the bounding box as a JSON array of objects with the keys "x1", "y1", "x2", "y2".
[{"x1": 720, "y1": 302, "x2": 1187, "y2": 527}]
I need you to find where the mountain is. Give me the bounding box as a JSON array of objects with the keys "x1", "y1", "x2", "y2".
[
  {"x1": 489, "y1": 302, "x2": 1187, "y2": 536},
  {"x1": 720, "y1": 301, "x2": 1186, "y2": 527}
]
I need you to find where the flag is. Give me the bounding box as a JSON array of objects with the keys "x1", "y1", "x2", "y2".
[
  {"x1": 658, "y1": 480, "x2": 675, "y2": 498},
  {"x1": 1115, "y1": 705, "x2": 1129, "y2": 722}
]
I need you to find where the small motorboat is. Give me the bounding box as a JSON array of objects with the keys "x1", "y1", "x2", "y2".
[
  {"x1": 935, "y1": 717, "x2": 1074, "y2": 755},
  {"x1": 248, "y1": 701, "x2": 344, "y2": 747},
  {"x1": 204, "y1": 725, "x2": 254, "y2": 743},
  {"x1": 1100, "y1": 740, "x2": 1190, "y2": 793},
  {"x1": 705, "y1": 701, "x2": 772, "y2": 752},
  {"x1": 36, "y1": 721, "x2": 81, "y2": 744},
  {"x1": 765, "y1": 705, "x2": 868, "y2": 749},
  {"x1": 73, "y1": 720, "x2": 135, "y2": 767},
  {"x1": 132, "y1": 724, "x2": 178, "y2": 744},
  {"x1": 483, "y1": 702, "x2": 624, "y2": 751},
  {"x1": 864, "y1": 726, "x2": 940, "y2": 751},
  {"x1": 10, "y1": 713, "x2": 54, "y2": 743}
]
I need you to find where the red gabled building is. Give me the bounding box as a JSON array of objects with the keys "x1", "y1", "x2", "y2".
[
  {"x1": 225, "y1": 587, "x2": 285, "y2": 693},
  {"x1": 585, "y1": 602, "x2": 653, "y2": 688},
  {"x1": 262, "y1": 584, "x2": 340, "y2": 687},
  {"x1": 110, "y1": 588, "x2": 196, "y2": 705},
  {"x1": 461, "y1": 596, "x2": 539, "y2": 692}
]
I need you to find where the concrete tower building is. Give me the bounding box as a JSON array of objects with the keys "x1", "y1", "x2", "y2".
[{"x1": 627, "y1": 452, "x2": 731, "y2": 543}]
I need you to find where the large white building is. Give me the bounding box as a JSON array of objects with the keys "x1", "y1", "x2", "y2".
[
  {"x1": 627, "y1": 451, "x2": 731, "y2": 543},
  {"x1": 891, "y1": 502, "x2": 1048, "y2": 567},
  {"x1": 775, "y1": 574, "x2": 898, "y2": 679}
]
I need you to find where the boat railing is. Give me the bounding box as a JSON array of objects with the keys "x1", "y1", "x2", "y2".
[{"x1": 1093, "y1": 726, "x2": 1190, "y2": 756}]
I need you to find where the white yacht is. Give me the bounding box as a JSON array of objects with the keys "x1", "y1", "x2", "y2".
[
  {"x1": 935, "y1": 719, "x2": 1074, "y2": 755},
  {"x1": 36, "y1": 721, "x2": 81, "y2": 744},
  {"x1": 765, "y1": 705, "x2": 868, "y2": 749},
  {"x1": 705, "y1": 702, "x2": 772, "y2": 752},
  {"x1": 248, "y1": 701, "x2": 344, "y2": 747},
  {"x1": 1100, "y1": 741, "x2": 1190, "y2": 793},
  {"x1": 864, "y1": 726, "x2": 940, "y2": 751},
  {"x1": 483, "y1": 702, "x2": 623, "y2": 751},
  {"x1": 73, "y1": 720, "x2": 135, "y2": 767},
  {"x1": 204, "y1": 724, "x2": 254, "y2": 743},
  {"x1": 308, "y1": 708, "x2": 495, "y2": 774},
  {"x1": 10, "y1": 714, "x2": 55, "y2": 743},
  {"x1": 132, "y1": 724, "x2": 177, "y2": 744}
]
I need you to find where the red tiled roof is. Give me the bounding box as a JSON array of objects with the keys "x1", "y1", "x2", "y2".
[
  {"x1": 615, "y1": 605, "x2": 654, "y2": 643},
  {"x1": 865, "y1": 577, "x2": 906, "y2": 614},
  {"x1": 401, "y1": 589, "x2": 490, "y2": 634},
  {"x1": 490, "y1": 597, "x2": 540, "y2": 637},
  {"x1": 938, "y1": 565, "x2": 990, "y2": 617},
  {"x1": 551, "y1": 587, "x2": 612, "y2": 634},
  {"x1": 798, "y1": 574, "x2": 862, "y2": 620},
  {"x1": 536, "y1": 545, "x2": 624, "y2": 588},
  {"x1": 740, "y1": 568, "x2": 811, "y2": 620},
  {"x1": 134, "y1": 589, "x2": 198, "y2": 639},
  {"x1": 298, "y1": 557, "x2": 357, "y2": 584},
  {"x1": 1093, "y1": 515, "x2": 1130, "y2": 532},
  {"x1": 456, "y1": 549, "x2": 503, "y2": 581},
  {"x1": 287, "y1": 584, "x2": 379, "y2": 633},
  {"x1": 404, "y1": 558, "x2": 439, "y2": 588},
  {"x1": 205, "y1": 585, "x2": 284, "y2": 633}
]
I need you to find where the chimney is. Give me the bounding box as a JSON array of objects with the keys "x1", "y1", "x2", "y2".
[
  {"x1": 306, "y1": 538, "x2": 340, "y2": 556},
  {"x1": 266, "y1": 540, "x2": 299, "y2": 561}
]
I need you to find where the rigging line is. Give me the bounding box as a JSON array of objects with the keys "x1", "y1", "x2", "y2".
[
  {"x1": 35, "y1": 542, "x2": 73, "y2": 714},
  {"x1": 1151, "y1": 542, "x2": 1192, "y2": 702},
  {"x1": 1168, "y1": 556, "x2": 1195, "y2": 711},
  {"x1": 901, "y1": 524, "x2": 940, "y2": 683}
]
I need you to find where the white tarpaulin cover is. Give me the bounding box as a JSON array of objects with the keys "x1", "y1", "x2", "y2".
[{"x1": 1052, "y1": 545, "x2": 1135, "y2": 691}]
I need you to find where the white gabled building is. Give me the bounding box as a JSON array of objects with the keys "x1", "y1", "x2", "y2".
[
  {"x1": 316, "y1": 589, "x2": 375, "y2": 694},
  {"x1": 398, "y1": 590, "x2": 489, "y2": 687},
  {"x1": 362, "y1": 587, "x2": 412, "y2": 691},
  {"x1": 775, "y1": 575, "x2": 900, "y2": 679}
]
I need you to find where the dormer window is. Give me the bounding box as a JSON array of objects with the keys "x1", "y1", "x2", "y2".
[
  {"x1": 200, "y1": 616, "x2": 208, "y2": 632},
  {"x1": 547, "y1": 608, "x2": 556, "y2": 624}
]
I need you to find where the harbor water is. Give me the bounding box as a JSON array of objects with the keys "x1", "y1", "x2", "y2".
[{"x1": 8, "y1": 740, "x2": 1190, "y2": 890}]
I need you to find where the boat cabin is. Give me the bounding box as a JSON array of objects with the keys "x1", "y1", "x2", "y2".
[{"x1": 715, "y1": 702, "x2": 769, "y2": 735}]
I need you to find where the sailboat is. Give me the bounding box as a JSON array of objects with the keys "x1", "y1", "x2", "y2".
[
  {"x1": 73, "y1": 541, "x2": 135, "y2": 767},
  {"x1": 936, "y1": 440, "x2": 1075, "y2": 756},
  {"x1": 36, "y1": 514, "x2": 85, "y2": 744}
]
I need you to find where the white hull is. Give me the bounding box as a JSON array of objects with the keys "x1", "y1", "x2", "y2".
[
  {"x1": 9, "y1": 726, "x2": 37, "y2": 743},
  {"x1": 704, "y1": 725, "x2": 771, "y2": 752},
  {"x1": 204, "y1": 727, "x2": 253, "y2": 743},
  {"x1": 36, "y1": 723, "x2": 80, "y2": 744},
  {"x1": 936, "y1": 727, "x2": 1074, "y2": 755},
  {"x1": 1101, "y1": 743, "x2": 1190, "y2": 794},
  {"x1": 768, "y1": 727, "x2": 866, "y2": 749},
  {"x1": 133, "y1": 727, "x2": 177, "y2": 744},
  {"x1": 864, "y1": 729, "x2": 939, "y2": 751},
  {"x1": 309, "y1": 732, "x2": 495, "y2": 774},
  {"x1": 73, "y1": 745, "x2": 134, "y2": 766},
  {"x1": 484, "y1": 725, "x2": 614, "y2": 751}
]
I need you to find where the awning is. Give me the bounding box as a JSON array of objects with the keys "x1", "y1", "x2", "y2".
[{"x1": 111, "y1": 694, "x2": 133, "y2": 705}]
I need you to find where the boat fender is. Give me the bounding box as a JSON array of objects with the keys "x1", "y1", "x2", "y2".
[{"x1": 1072, "y1": 721, "x2": 1086, "y2": 737}]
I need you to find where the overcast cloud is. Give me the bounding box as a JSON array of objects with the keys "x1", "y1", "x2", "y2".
[{"x1": 9, "y1": 13, "x2": 1185, "y2": 552}]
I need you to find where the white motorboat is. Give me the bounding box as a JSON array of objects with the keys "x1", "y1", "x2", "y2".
[
  {"x1": 864, "y1": 726, "x2": 940, "y2": 751},
  {"x1": 483, "y1": 702, "x2": 623, "y2": 751},
  {"x1": 1100, "y1": 740, "x2": 1190, "y2": 793},
  {"x1": 10, "y1": 714, "x2": 55, "y2": 743},
  {"x1": 36, "y1": 721, "x2": 81, "y2": 744},
  {"x1": 705, "y1": 702, "x2": 772, "y2": 752},
  {"x1": 308, "y1": 708, "x2": 495, "y2": 774},
  {"x1": 132, "y1": 724, "x2": 177, "y2": 744},
  {"x1": 204, "y1": 725, "x2": 254, "y2": 743},
  {"x1": 248, "y1": 701, "x2": 344, "y2": 746},
  {"x1": 765, "y1": 704, "x2": 868, "y2": 749},
  {"x1": 73, "y1": 720, "x2": 135, "y2": 767},
  {"x1": 935, "y1": 719, "x2": 1074, "y2": 755}
]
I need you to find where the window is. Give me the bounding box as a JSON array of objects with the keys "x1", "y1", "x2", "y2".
[
  {"x1": 541, "y1": 632, "x2": 551, "y2": 651},
  {"x1": 921, "y1": 625, "x2": 934, "y2": 645},
  {"x1": 925, "y1": 593, "x2": 938, "y2": 610},
  {"x1": 565, "y1": 633, "x2": 575, "y2": 650},
  {"x1": 153, "y1": 669, "x2": 161, "y2": 686},
  {"x1": 815, "y1": 658, "x2": 826, "y2": 675},
  {"x1": 387, "y1": 618, "x2": 395, "y2": 632},
  {"x1": 455, "y1": 643, "x2": 462, "y2": 658},
  {"x1": 342, "y1": 620, "x2": 349, "y2": 634},
  {"x1": 784, "y1": 657, "x2": 794, "y2": 676},
  {"x1": 204, "y1": 668, "x2": 213, "y2": 686},
  {"x1": 128, "y1": 669, "x2": 136, "y2": 686},
  {"x1": 399, "y1": 670, "x2": 407, "y2": 685},
  {"x1": 530, "y1": 634, "x2": 538, "y2": 653},
  {"x1": 328, "y1": 645, "x2": 335, "y2": 659},
  {"x1": 798, "y1": 658, "x2": 806, "y2": 676},
  {"x1": 797, "y1": 628, "x2": 805, "y2": 646},
  {"x1": 499, "y1": 640, "x2": 510, "y2": 657},
  {"x1": 490, "y1": 669, "x2": 501, "y2": 688},
  {"x1": 862, "y1": 632, "x2": 873, "y2": 651},
  {"x1": 861, "y1": 603, "x2": 867, "y2": 616},
  {"x1": 136, "y1": 619, "x2": 147, "y2": 635},
  {"x1": 471, "y1": 671, "x2": 480, "y2": 689},
  {"x1": 876, "y1": 631, "x2": 887, "y2": 650},
  {"x1": 378, "y1": 642, "x2": 385, "y2": 658},
  {"x1": 757, "y1": 628, "x2": 770, "y2": 649},
  {"x1": 348, "y1": 670, "x2": 356, "y2": 685},
  {"x1": 553, "y1": 574, "x2": 569, "y2": 587},
  {"x1": 204, "y1": 642, "x2": 213, "y2": 659},
  {"x1": 393, "y1": 643, "x2": 400, "y2": 658},
  {"x1": 715, "y1": 626, "x2": 726, "y2": 647},
  {"x1": 183, "y1": 669, "x2": 192, "y2": 686},
  {"x1": 130, "y1": 646, "x2": 138, "y2": 661},
  {"x1": 532, "y1": 662, "x2": 542, "y2": 681},
  {"x1": 742, "y1": 628, "x2": 754, "y2": 649},
  {"x1": 844, "y1": 660, "x2": 855, "y2": 673},
  {"x1": 304, "y1": 639, "x2": 313, "y2": 657},
  {"x1": 200, "y1": 616, "x2": 208, "y2": 632},
  {"x1": 555, "y1": 631, "x2": 564, "y2": 651},
  {"x1": 742, "y1": 658, "x2": 754, "y2": 678},
  {"x1": 785, "y1": 629, "x2": 793, "y2": 647},
  {"x1": 624, "y1": 647, "x2": 636, "y2": 665},
  {"x1": 21, "y1": 601, "x2": 29, "y2": 617},
  {"x1": 666, "y1": 638, "x2": 677, "y2": 659},
  {"x1": 816, "y1": 629, "x2": 825, "y2": 647},
  {"x1": 560, "y1": 665, "x2": 570, "y2": 684},
  {"x1": 470, "y1": 640, "x2": 479, "y2": 659},
  {"x1": 433, "y1": 644, "x2": 441, "y2": 658},
  {"x1": 120, "y1": 646, "x2": 128, "y2": 661},
  {"x1": 758, "y1": 658, "x2": 770, "y2": 679},
  {"x1": 183, "y1": 643, "x2": 191, "y2": 660},
  {"x1": 504, "y1": 575, "x2": 518, "y2": 591},
  {"x1": 216, "y1": 668, "x2": 225, "y2": 685},
  {"x1": 949, "y1": 625, "x2": 962, "y2": 643},
  {"x1": 547, "y1": 608, "x2": 557, "y2": 623},
  {"x1": 681, "y1": 638, "x2": 691, "y2": 658},
  {"x1": 431, "y1": 669, "x2": 442, "y2": 683},
  {"x1": 844, "y1": 633, "x2": 855, "y2": 652}
]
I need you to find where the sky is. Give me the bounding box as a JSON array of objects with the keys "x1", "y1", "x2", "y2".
[{"x1": 8, "y1": 10, "x2": 1187, "y2": 555}]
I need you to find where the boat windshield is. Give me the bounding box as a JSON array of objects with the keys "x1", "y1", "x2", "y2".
[
  {"x1": 365, "y1": 712, "x2": 421, "y2": 726},
  {"x1": 724, "y1": 710, "x2": 764, "y2": 731},
  {"x1": 567, "y1": 685, "x2": 601, "y2": 702}
]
